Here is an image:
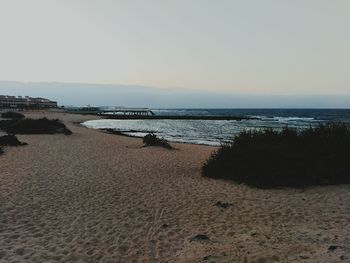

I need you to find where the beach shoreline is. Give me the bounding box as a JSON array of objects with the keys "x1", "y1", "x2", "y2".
[{"x1": 1, "y1": 111, "x2": 349, "y2": 262}]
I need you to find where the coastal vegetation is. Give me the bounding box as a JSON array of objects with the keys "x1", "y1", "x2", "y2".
[
  {"x1": 0, "y1": 114, "x2": 70, "y2": 156},
  {"x1": 1, "y1": 111, "x2": 25, "y2": 119},
  {"x1": 0, "y1": 134, "x2": 27, "y2": 146},
  {"x1": 0, "y1": 118, "x2": 72, "y2": 135},
  {"x1": 0, "y1": 134, "x2": 27, "y2": 156},
  {"x1": 202, "y1": 123, "x2": 350, "y2": 188},
  {"x1": 143, "y1": 133, "x2": 173, "y2": 149}
]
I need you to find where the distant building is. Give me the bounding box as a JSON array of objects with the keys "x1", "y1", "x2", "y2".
[{"x1": 0, "y1": 95, "x2": 58, "y2": 109}]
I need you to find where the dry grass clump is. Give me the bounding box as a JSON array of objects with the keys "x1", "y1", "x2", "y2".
[{"x1": 143, "y1": 133, "x2": 173, "y2": 149}]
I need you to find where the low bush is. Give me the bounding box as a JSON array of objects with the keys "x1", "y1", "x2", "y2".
[
  {"x1": 143, "y1": 133, "x2": 173, "y2": 149},
  {"x1": 0, "y1": 134, "x2": 27, "y2": 146},
  {"x1": 202, "y1": 123, "x2": 350, "y2": 188},
  {"x1": 0, "y1": 118, "x2": 72, "y2": 135},
  {"x1": 1, "y1": 111, "x2": 25, "y2": 119}
]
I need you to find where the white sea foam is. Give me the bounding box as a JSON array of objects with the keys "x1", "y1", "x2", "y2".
[{"x1": 82, "y1": 116, "x2": 321, "y2": 146}]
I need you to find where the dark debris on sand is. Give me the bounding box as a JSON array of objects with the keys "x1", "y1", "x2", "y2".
[
  {"x1": 214, "y1": 201, "x2": 233, "y2": 209},
  {"x1": 190, "y1": 234, "x2": 210, "y2": 242}
]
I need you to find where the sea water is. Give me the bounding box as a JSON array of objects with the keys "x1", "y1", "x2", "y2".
[{"x1": 82, "y1": 109, "x2": 350, "y2": 146}]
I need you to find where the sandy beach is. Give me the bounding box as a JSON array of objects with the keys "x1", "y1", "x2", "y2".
[{"x1": 0, "y1": 111, "x2": 349, "y2": 263}]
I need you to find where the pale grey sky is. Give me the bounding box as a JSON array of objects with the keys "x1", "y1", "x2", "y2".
[{"x1": 0, "y1": 0, "x2": 349, "y2": 101}]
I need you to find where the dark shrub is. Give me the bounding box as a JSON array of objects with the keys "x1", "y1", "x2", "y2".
[
  {"x1": 0, "y1": 134, "x2": 27, "y2": 146},
  {"x1": 202, "y1": 123, "x2": 350, "y2": 188},
  {"x1": 0, "y1": 118, "x2": 72, "y2": 135},
  {"x1": 143, "y1": 133, "x2": 173, "y2": 149},
  {"x1": 1, "y1": 111, "x2": 25, "y2": 119}
]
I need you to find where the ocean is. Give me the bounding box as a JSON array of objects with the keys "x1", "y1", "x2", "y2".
[{"x1": 83, "y1": 109, "x2": 350, "y2": 146}]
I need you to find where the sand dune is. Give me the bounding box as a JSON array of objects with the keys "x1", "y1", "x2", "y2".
[{"x1": 0, "y1": 112, "x2": 349, "y2": 262}]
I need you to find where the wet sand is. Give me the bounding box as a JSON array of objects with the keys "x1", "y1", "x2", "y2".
[{"x1": 0, "y1": 111, "x2": 349, "y2": 262}]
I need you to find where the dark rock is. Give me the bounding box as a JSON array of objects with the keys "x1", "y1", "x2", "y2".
[{"x1": 102, "y1": 129, "x2": 125, "y2": 136}]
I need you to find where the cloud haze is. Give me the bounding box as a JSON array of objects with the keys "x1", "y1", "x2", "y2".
[{"x1": 0, "y1": 81, "x2": 349, "y2": 108}]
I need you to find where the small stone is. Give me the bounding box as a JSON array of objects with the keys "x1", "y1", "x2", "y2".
[
  {"x1": 215, "y1": 201, "x2": 233, "y2": 209},
  {"x1": 14, "y1": 248, "x2": 25, "y2": 256},
  {"x1": 251, "y1": 232, "x2": 258, "y2": 237},
  {"x1": 256, "y1": 257, "x2": 267, "y2": 263},
  {"x1": 271, "y1": 255, "x2": 279, "y2": 261},
  {"x1": 328, "y1": 245, "x2": 339, "y2": 251}
]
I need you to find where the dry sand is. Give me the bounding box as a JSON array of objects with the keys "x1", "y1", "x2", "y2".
[{"x1": 0, "y1": 111, "x2": 349, "y2": 262}]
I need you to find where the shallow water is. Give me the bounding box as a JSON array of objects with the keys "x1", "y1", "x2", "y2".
[{"x1": 83, "y1": 109, "x2": 350, "y2": 146}]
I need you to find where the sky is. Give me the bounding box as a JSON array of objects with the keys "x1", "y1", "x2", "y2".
[{"x1": 0, "y1": 0, "x2": 349, "y2": 107}]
